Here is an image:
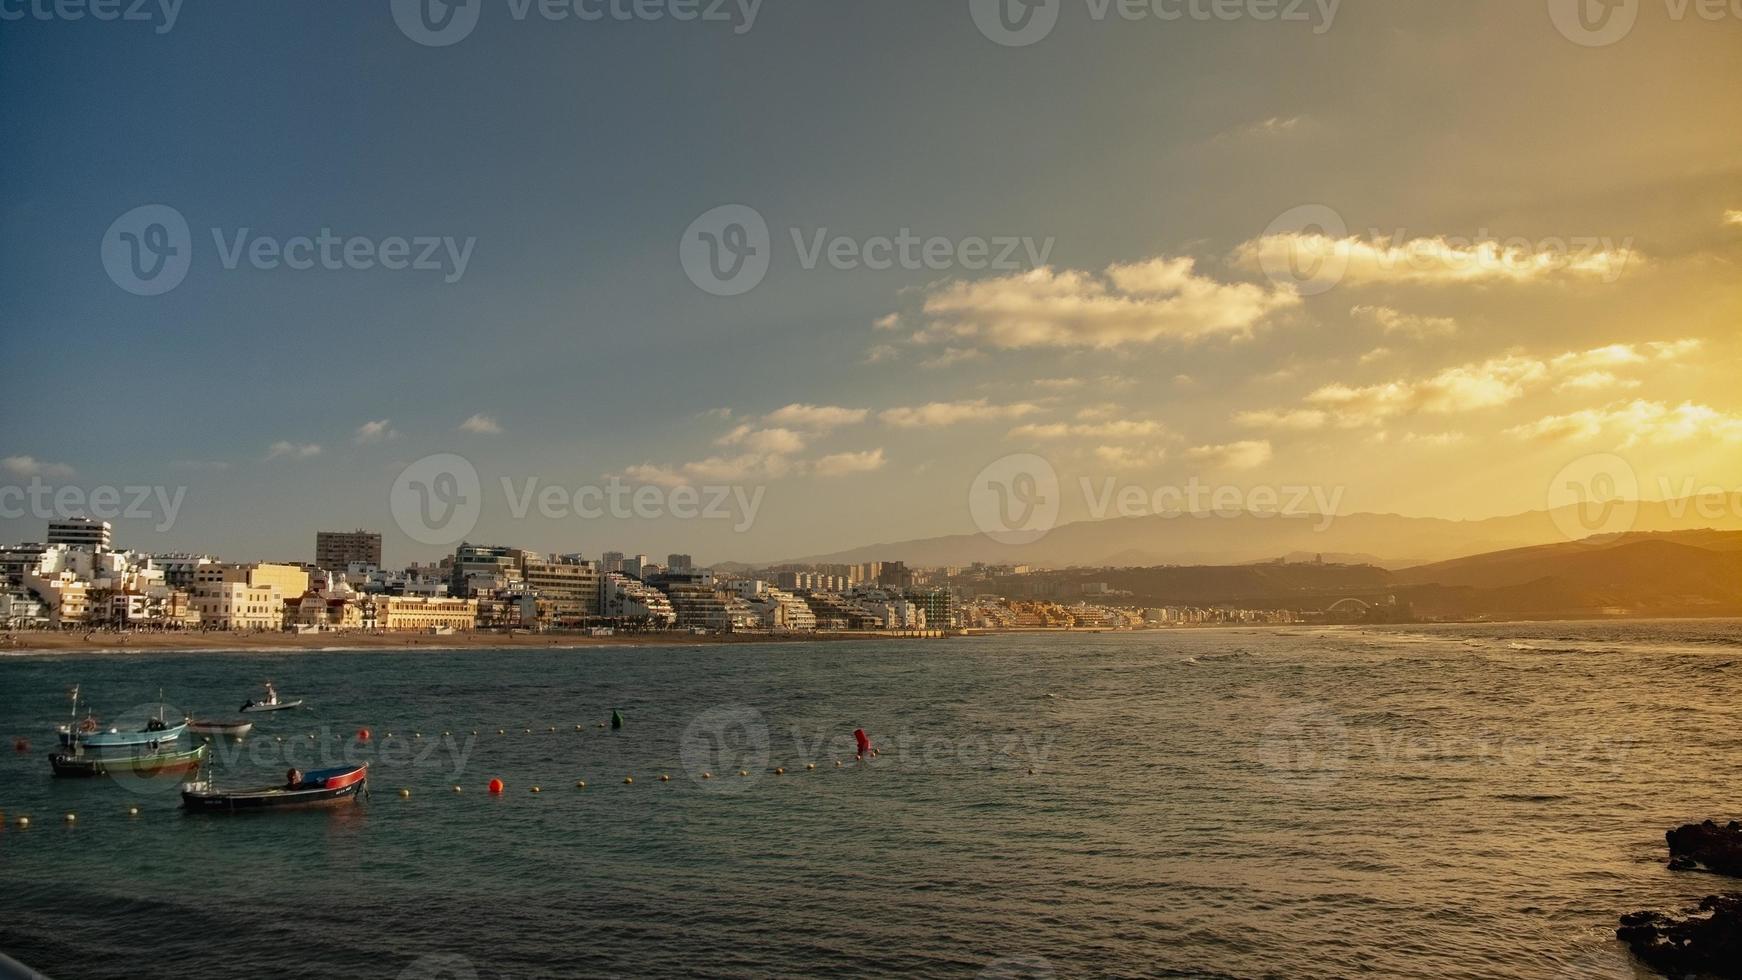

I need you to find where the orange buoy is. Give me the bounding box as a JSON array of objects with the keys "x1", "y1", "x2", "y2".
[
  {"x1": 356, "y1": 728, "x2": 371, "y2": 742},
  {"x1": 487, "y1": 778, "x2": 505, "y2": 794}
]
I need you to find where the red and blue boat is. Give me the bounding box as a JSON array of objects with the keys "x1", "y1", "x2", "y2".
[{"x1": 181, "y1": 763, "x2": 368, "y2": 813}]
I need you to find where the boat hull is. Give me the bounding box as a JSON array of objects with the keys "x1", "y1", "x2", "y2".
[
  {"x1": 180, "y1": 765, "x2": 367, "y2": 812},
  {"x1": 50, "y1": 743, "x2": 207, "y2": 778},
  {"x1": 57, "y1": 722, "x2": 187, "y2": 750},
  {"x1": 187, "y1": 720, "x2": 253, "y2": 738},
  {"x1": 239, "y1": 700, "x2": 304, "y2": 713}
]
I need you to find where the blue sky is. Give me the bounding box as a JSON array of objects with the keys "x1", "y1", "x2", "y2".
[{"x1": 2, "y1": 1, "x2": 1739, "y2": 565}]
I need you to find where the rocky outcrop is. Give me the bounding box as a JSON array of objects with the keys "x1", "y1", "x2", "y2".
[
  {"x1": 1667, "y1": 820, "x2": 1742, "y2": 876},
  {"x1": 1617, "y1": 893, "x2": 1742, "y2": 979}
]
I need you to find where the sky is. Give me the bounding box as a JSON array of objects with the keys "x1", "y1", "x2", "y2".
[{"x1": 2, "y1": 0, "x2": 1739, "y2": 566}]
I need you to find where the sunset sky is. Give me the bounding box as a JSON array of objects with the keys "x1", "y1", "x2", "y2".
[{"x1": 2, "y1": 0, "x2": 1739, "y2": 563}]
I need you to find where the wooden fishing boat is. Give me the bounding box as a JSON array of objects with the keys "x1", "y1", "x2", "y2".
[
  {"x1": 50, "y1": 742, "x2": 207, "y2": 778},
  {"x1": 54, "y1": 686, "x2": 186, "y2": 751},
  {"x1": 181, "y1": 763, "x2": 367, "y2": 813},
  {"x1": 186, "y1": 719, "x2": 253, "y2": 738}
]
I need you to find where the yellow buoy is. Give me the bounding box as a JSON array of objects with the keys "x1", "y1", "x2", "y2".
[
  {"x1": 575, "y1": 780, "x2": 587, "y2": 789},
  {"x1": 497, "y1": 729, "x2": 505, "y2": 735},
  {"x1": 307, "y1": 733, "x2": 316, "y2": 740},
  {"x1": 702, "y1": 772, "x2": 713, "y2": 779},
  {"x1": 443, "y1": 731, "x2": 451, "y2": 737},
  {"x1": 16, "y1": 816, "x2": 28, "y2": 828},
  {"x1": 624, "y1": 776, "x2": 634, "y2": 784},
  {"x1": 274, "y1": 736, "x2": 283, "y2": 743},
  {"x1": 547, "y1": 726, "x2": 556, "y2": 733},
  {"x1": 659, "y1": 774, "x2": 670, "y2": 782},
  {"x1": 64, "y1": 813, "x2": 75, "y2": 823},
  {"x1": 127, "y1": 806, "x2": 139, "y2": 816},
  {"x1": 530, "y1": 786, "x2": 541, "y2": 794},
  {"x1": 738, "y1": 770, "x2": 749, "y2": 777},
  {"x1": 806, "y1": 763, "x2": 816, "y2": 770},
  {"x1": 834, "y1": 760, "x2": 843, "y2": 768},
  {"x1": 399, "y1": 788, "x2": 411, "y2": 798},
  {"x1": 523, "y1": 728, "x2": 531, "y2": 734},
  {"x1": 471, "y1": 730, "x2": 479, "y2": 736},
  {"x1": 386, "y1": 733, "x2": 394, "y2": 738},
  {"x1": 414, "y1": 733, "x2": 422, "y2": 739},
  {"x1": 452, "y1": 785, "x2": 463, "y2": 793},
  {"x1": 574, "y1": 724, "x2": 583, "y2": 731},
  {"x1": 774, "y1": 767, "x2": 785, "y2": 776}
]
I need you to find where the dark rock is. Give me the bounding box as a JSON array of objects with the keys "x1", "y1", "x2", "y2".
[
  {"x1": 1617, "y1": 893, "x2": 1742, "y2": 979},
  {"x1": 1667, "y1": 820, "x2": 1742, "y2": 877}
]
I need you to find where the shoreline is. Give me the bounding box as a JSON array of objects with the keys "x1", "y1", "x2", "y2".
[{"x1": 0, "y1": 629, "x2": 952, "y2": 657}]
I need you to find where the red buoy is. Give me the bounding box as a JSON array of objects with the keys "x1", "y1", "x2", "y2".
[
  {"x1": 488, "y1": 778, "x2": 504, "y2": 794},
  {"x1": 356, "y1": 728, "x2": 371, "y2": 742},
  {"x1": 12, "y1": 738, "x2": 28, "y2": 753}
]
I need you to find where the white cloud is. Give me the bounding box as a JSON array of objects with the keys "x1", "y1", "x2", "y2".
[
  {"x1": 1507, "y1": 400, "x2": 1742, "y2": 447},
  {"x1": 1233, "y1": 408, "x2": 1329, "y2": 431},
  {"x1": 879, "y1": 399, "x2": 1043, "y2": 428},
  {"x1": 266, "y1": 441, "x2": 321, "y2": 460},
  {"x1": 1233, "y1": 232, "x2": 1641, "y2": 285},
  {"x1": 896, "y1": 256, "x2": 1299, "y2": 351},
  {"x1": 459, "y1": 414, "x2": 503, "y2": 435},
  {"x1": 1359, "y1": 347, "x2": 1392, "y2": 365},
  {"x1": 1033, "y1": 377, "x2": 1085, "y2": 391},
  {"x1": 716, "y1": 425, "x2": 807, "y2": 456},
  {"x1": 1725, "y1": 210, "x2": 1742, "y2": 227},
  {"x1": 863, "y1": 344, "x2": 901, "y2": 364},
  {"x1": 1306, "y1": 354, "x2": 1548, "y2": 424},
  {"x1": 1400, "y1": 431, "x2": 1467, "y2": 447},
  {"x1": 624, "y1": 453, "x2": 795, "y2": 487},
  {"x1": 1093, "y1": 445, "x2": 1167, "y2": 470},
  {"x1": 353, "y1": 419, "x2": 399, "y2": 445},
  {"x1": 763, "y1": 404, "x2": 869, "y2": 430},
  {"x1": 920, "y1": 347, "x2": 985, "y2": 370},
  {"x1": 170, "y1": 459, "x2": 230, "y2": 472},
  {"x1": 1186, "y1": 440, "x2": 1272, "y2": 470},
  {"x1": 1350, "y1": 304, "x2": 1457, "y2": 338},
  {"x1": 2, "y1": 455, "x2": 76, "y2": 478},
  {"x1": 1008, "y1": 419, "x2": 1166, "y2": 441},
  {"x1": 813, "y1": 449, "x2": 887, "y2": 477},
  {"x1": 1554, "y1": 370, "x2": 1641, "y2": 393}
]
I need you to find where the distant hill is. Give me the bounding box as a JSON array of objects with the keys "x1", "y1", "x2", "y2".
[{"x1": 780, "y1": 495, "x2": 1742, "y2": 570}]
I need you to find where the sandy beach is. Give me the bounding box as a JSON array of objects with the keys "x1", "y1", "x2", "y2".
[{"x1": 0, "y1": 629, "x2": 949, "y2": 656}]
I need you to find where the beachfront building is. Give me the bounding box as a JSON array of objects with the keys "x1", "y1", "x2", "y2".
[
  {"x1": 365, "y1": 595, "x2": 478, "y2": 632},
  {"x1": 519, "y1": 554, "x2": 600, "y2": 627},
  {"x1": 47, "y1": 517, "x2": 111, "y2": 551},
  {"x1": 724, "y1": 580, "x2": 817, "y2": 631},
  {"x1": 599, "y1": 573, "x2": 675, "y2": 627},
  {"x1": 450, "y1": 544, "x2": 523, "y2": 597},
  {"x1": 192, "y1": 581, "x2": 284, "y2": 630},
  {"x1": 315, "y1": 529, "x2": 383, "y2": 570}
]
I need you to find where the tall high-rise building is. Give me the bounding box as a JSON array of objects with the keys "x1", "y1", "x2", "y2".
[
  {"x1": 667, "y1": 553, "x2": 693, "y2": 573},
  {"x1": 600, "y1": 551, "x2": 625, "y2": 573},
  {"x1": 47, "y1": 518, "x2": 112, "y2": 551},
  {"x1": 315, "y1": 529, "x2": 383, "y2": 570}
]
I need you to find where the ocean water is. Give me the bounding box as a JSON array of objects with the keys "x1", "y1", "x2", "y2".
[{"x1": 2, "y1": 621, "x2": 1740, "y2": 979}]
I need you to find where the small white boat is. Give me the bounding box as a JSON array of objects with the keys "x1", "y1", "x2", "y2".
[
  {"x1": 239, "y1": 682, "x2": 305, "y2": 713},
  {"x1": 187, "y1": 718, "x2": 254, "y2": 737}
]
